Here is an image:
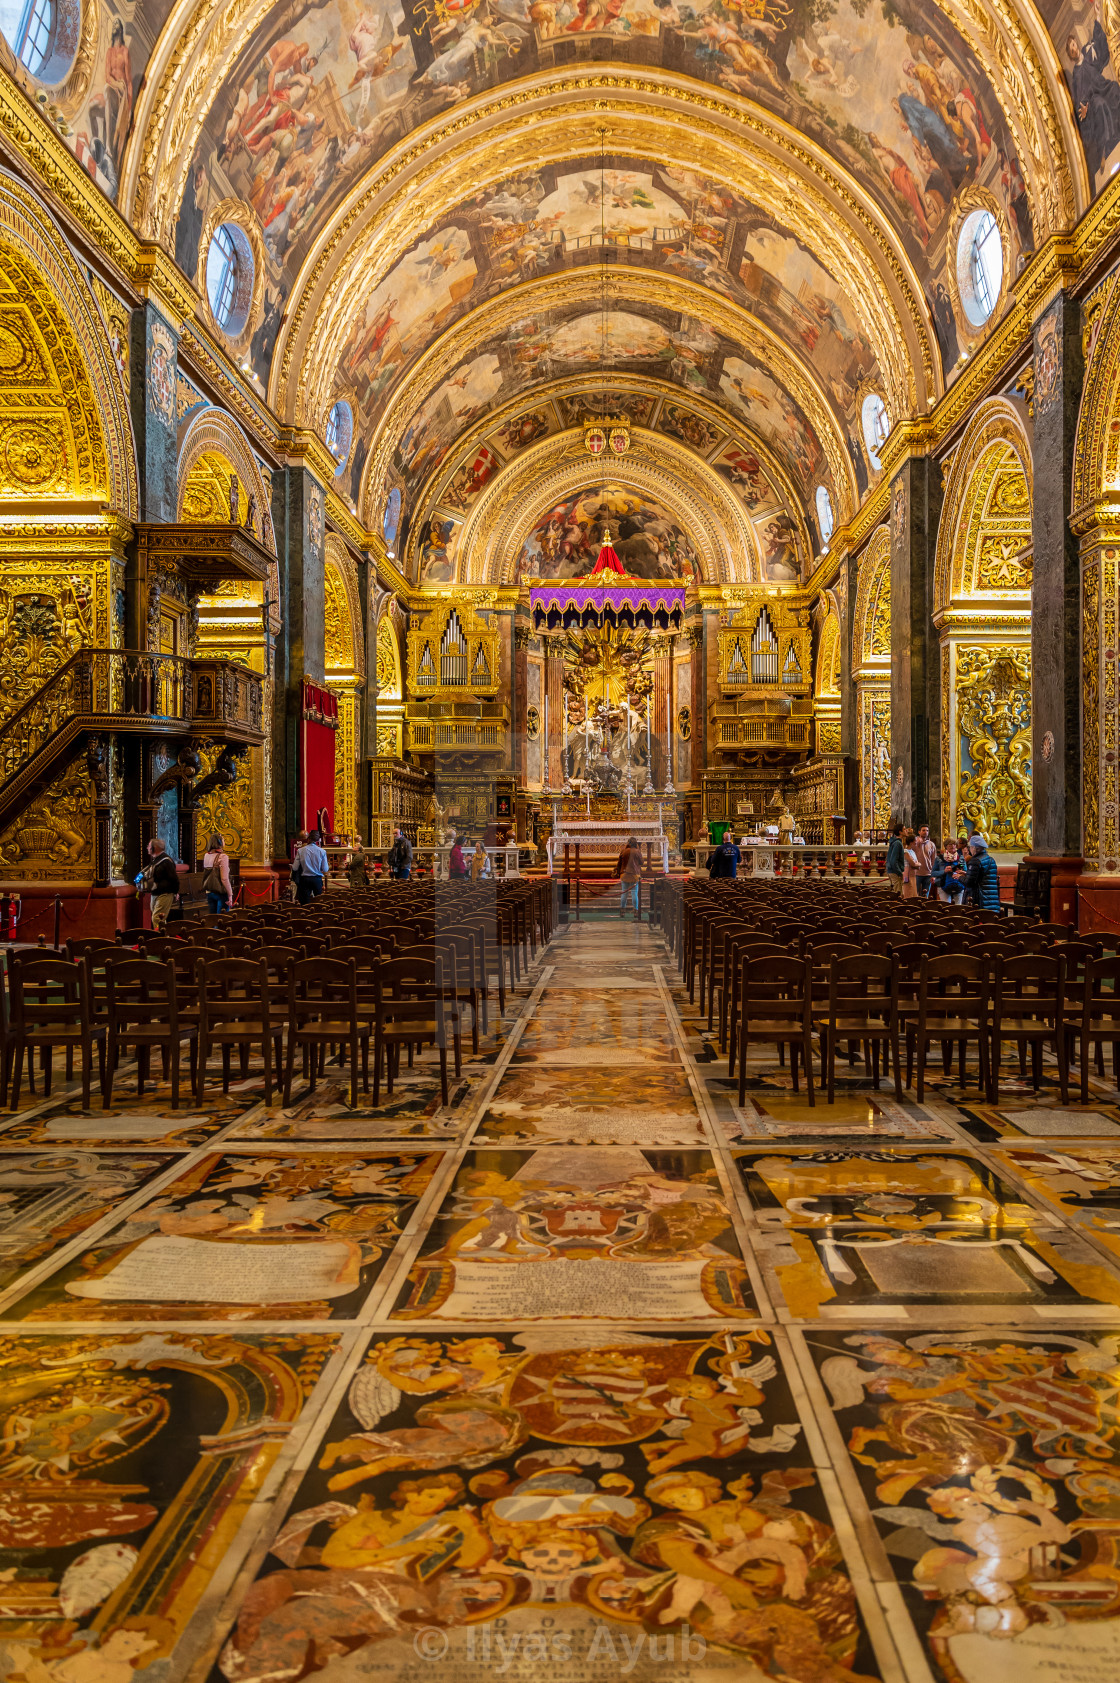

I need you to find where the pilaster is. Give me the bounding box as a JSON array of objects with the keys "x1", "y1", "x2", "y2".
[{"x1": 890, "y1": 457, "x2": 943, "y2": 832}]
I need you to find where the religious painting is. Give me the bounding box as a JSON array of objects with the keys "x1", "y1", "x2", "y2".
[
  {"x1": 659, "y1": 402, "x2": 723, "y2": 454},
  {"x1": 0, "y1": 1329, "x2": 337, "y2": 1677},
  {"x1": 558, "y1": 390, "x2": 656, "y2": 429},
  {"x1": 145, "y1": 317, "x2": 175, "y2": 429},
  {"x1": 718, "y1": 356, "x2": 824, "y2": 496},
  {"x1": 492, "y1": 407, "x2": 553, "y2": 453},
  {"x1": 417, "y1": 514, "x2": 462, "y2": 584},
  {"x1": 215, "y1": 1326, "x2": 877, "y2": 1682},
  {"x1": 398, "y1": 352, "x2": 504, "y2": 488},
  {"x1": 1038, "y1": 0, "x2": 1120, "y2": 193},
  {"x1": 512, "y1": 485, "x2": 700, "y2": 583},
  {"x1": 809, "y1": 1329, "x2": 1120, "y2": 1682},
  {"x1": 733, "y1": 1147, "x2": 1120, "y2": 1318},
  {"x1": 391, "y1": 1147, "x2": 754, "y2": 1322},
  {"x1": 441, "y1": 443, "x2": 500, "y2": 512},
  {"x1": 8, "y1": 1151, "x2": 442, "y2": 1323}
]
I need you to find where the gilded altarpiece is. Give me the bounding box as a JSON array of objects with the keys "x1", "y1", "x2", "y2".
[
  {"x1": 853, "y1": 529, "x2": 891, "y2": 832},
  {"x1": 933, "y1": 412, "x2": 1032, "y2": 853}
]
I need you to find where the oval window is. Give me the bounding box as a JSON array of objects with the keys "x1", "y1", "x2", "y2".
[
  {"x1": 205, "y1": 223, "x2": 254, "y2": 338},
  {"x1": 861, "y1": 392, "x2": 890, "y2": 470},
  {"x1": 957, "y1": 207, "x2": 1003, "y2": 328},
  {"x1": 326, "y1": 399, "x2": 353, "y2": 469},
  {"x1": 815, "y1": 484, "x2": 834, "y2": 548},
  {"x1": 0, "y1": 0, "x2": 77, "y2": 82}
]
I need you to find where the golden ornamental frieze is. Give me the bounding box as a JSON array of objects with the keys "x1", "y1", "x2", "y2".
[
  {"x1": 257, "y1": 79, "x2": 938, "y2": 416},
  {"x1": 1074, "y1": 260, "x2": 1120, "y2": 512},
  {"x1": 283, "y1": 106, "x2": 924, "y2": 428},
  {"x1": 853, "y1": 527, "x2": 891, "y2": 675},
  {"x1": 325, "y1": 534, "x2": 364, "y2": 677},
  {"x1": 458, "y1": 429, "x2": 757, "y2": 587},
  {"x1": 409, "y1": 373, "x2": 812, "y2": 571},
  {"x1": 360, "y1": 268, "x2": 857, "y2": 528},
  {"x1": 177, "y1": 325, "x2": 279, "y2": 452}
]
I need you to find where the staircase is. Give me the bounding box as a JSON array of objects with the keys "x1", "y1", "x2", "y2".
[{"x1": 0, "y1": 648, "x2": 264, "y2": 836}]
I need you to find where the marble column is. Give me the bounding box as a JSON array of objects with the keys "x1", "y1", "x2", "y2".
[
  {"x1": 270, "y1": 467, "x2": 326, "y2": 852},
  {"x1": 1028, "y1": 291, "x2": 1084, "y2": 925},
  {"x1": 890, "y1": 456, "x2": 943, "y2": 833},
  {"x1": 838, "y1": 547, "x2": 859, "y2": 837},
  {"x1": 128, "y1": 304, "x2": 178, "y2": 524}
]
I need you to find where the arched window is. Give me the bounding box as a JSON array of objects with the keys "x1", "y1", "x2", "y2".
[
  {"x1": 205, "y1": 224, "x2": 254, "y2": 338},
  {"x1": 861, "y1": 394, "x2": 890, "y2": 470},
  {"x1": 815, "y1": 484, "x2": 834, "y2": 548},
  {"x1": 957, "y1": 208, "x2": 1003, "y2": 328},
  {"x1": 1, "y1": 0, "x2": 77, "y2": 81},
  {"x1": 325, "y1": 400, "x2": 353, "y2": 468}
]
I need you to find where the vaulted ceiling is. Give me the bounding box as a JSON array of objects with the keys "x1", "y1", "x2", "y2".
[{"x1": 10, "y1": 0, "x2": 1097, "y2": 583}]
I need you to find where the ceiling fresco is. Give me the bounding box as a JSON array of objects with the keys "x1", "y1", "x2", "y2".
[
  {"x1": 325, "y1": 157, "x2": 882, "y2": 494},
  {"x1": 405, "y1": 384, "x2": 811, "y2": 587}
]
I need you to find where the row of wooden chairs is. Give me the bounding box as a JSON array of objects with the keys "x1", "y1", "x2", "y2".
[
  {"x1": 1, "y1": 947, "x2": 463, "y2": 1112},
  {"x1": 732, "y1": 948, "x2": 1120, "y2": 1107}
]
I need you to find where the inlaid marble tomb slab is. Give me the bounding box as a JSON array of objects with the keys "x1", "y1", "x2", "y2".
[
  {"x1": 951, "y1": 1098, "x2": 1120, "y2": 1144},
  {"x1": 806, "y1": 1328, "x2": 1120, "y2": 1683},
  {"x1": 733, "y1": 1149, "x2": 1120, "y2": 1319},
  {"x1": 0, "y1": 1330, "x2": 338, "y2": 1680},
  {"x1": 210, "y1": 1328, "x2": 879, "y2": 1683},
  {"x1": 226, "y1": 1075, "x2": 472, "y2": 1142},
  {"x1": 0, "y1": 1084, "x2": 254, "y2": 1151},
  {"x1": 0, "y1": 1152, "x2": 174, "y2": 1294},
  {"x1": 721, "y1": 1086, "x2": 958, "y2": 1145},
  {"x1": 391, "y1": 1148, "x2": 755, "y2": 1322},
  {"x1": 993, "y1": 1146, "x2": 1120, "y2": 1265},
  {"x1": 6, "y1": 1151, "x2": 443, "y2": 1323},
  {"x1": 477, "y1": 1061, "x2": 704, "y2": 1147}
]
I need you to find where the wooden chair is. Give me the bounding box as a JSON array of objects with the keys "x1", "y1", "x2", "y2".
[
  {"x1": 724, "y1": 938, "x2": 787, "y2": 1068},
  {"x1": 1070, "y1": 956, "x2": 1120, "y2": 1103},
  {"x1": 283, "y1": 956, "x2": 363, "y2": 1108},
  {"x1": 104, "y1": 955, "x2": 196, "y2": 1110},
  {"x1": 7, "y1": 955, "x2": 104, "y2": 1110},
  {"x1": 989, "y1": 953, "x2": 1068, "y2": 1104},
  {"x1": 735, "y1": 955, "x2": 814, "y2": 1108},
  {"x1": 815, "y1": 953, "x2": 901, "y2": 1103},
  {"x1": 373, "y1": 954, "x2": 455, "y2": 1107},
  {"x1": 195, "y1": 957, "x2": 281, "y2": 1105},
  {"x1": 904, "y1": 954, "x2": 989, "y2": 1103}
]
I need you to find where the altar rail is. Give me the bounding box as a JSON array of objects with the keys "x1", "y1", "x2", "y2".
[
  {"x1": 548, "y1": 819, "x2": 669, "y2": 875},
  {"x1": 692, "y1": 843, "x2": 890, "y2": 881}
]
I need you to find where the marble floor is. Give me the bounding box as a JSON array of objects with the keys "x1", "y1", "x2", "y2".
[{"x1": 3, "y1": 915, "x2": 1120, "y2": 1683}]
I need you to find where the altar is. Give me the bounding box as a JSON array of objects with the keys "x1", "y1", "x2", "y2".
[{"x1": 547, "y1": 797, "x2": 670, "y2": 875}]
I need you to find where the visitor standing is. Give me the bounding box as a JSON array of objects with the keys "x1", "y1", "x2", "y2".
[
  {"x1": 901, "y1": 828, "x2": 920, "y2": 899},
  {"x1": 916, "y1": 824, "x2": 937, "y2": 898},
  {"x1": 143, "y1": 838, "x2": 180, "y2": 931},
  {"x1": 388, "y1": 828, "x2": 412, "y2": 880},
  {"x1": 470, "y1": 839, "x2": 488, "y2": 881},
  {"x1": 347, "y1": 835, "x2": 368, "y2": 888},
  {"x1": 963, "y1": 834, "x2": 1002, "y2": 910},
  {"x1": 616, "y1": 834, "x2": 643, "y2": 916},
  {"x1": 885, "y1": 822, "x2": 904, "y2": 894},
  {"x1": 448, "y1": 836, "x2": 468, "y2": 877},
  {"x1": 294, "y1": 830, "x2": 330, "y2": 902},
  {"x1": 202, "y1": 832, "x2": 232, "y2": 915}
]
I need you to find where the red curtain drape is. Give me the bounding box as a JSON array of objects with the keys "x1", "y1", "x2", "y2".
[{"x1": 300, "y1": 680, "x2": 338, "y2": 834}]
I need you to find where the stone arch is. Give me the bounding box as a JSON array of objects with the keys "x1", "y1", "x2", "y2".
[
  {"x1": 177, "y1": 407, "x2": 279, "y2": 634},
  {"x1": 934, "y1": 400, "x2": 1033, "y2": 616},
  {"x1": 0, "y1": 166, "x2": 135, "y2": 517},
  {"x1": 1073, "y1": 263, "x2": 1120, "y2": 516},
  {"x1": 853, "y1": 528, "x2": 891, "y2": 673}
]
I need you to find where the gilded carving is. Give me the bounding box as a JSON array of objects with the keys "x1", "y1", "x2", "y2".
[
  {"x1": 853, "y1": 529, "x2": 891, "y2": 671},
  {"x1": 934, "y1": 401, "x2": 1033, "y2": 615},
  {"x1": 376, "y1": 615, "x2": 402, "y2": 700},
  {"x1": 193, "y1": 741, "x2": 253, "y2": 863},
  {"x1": 0, "y1": 757, "x2": 92, "y2": 879},
  {"x1": 954, "y1": 645, "x2": 1032, "y2": 850}
]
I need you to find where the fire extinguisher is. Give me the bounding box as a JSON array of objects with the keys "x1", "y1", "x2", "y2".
[{"x1": 1, "y1": 893, "x2": 18, "y2": 940}]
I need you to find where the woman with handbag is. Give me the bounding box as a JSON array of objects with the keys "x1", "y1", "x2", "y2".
[{"x1": 203, "y1": 832, "x2": 233, "y2": 915}]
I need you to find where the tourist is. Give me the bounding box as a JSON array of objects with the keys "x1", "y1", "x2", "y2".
[
  {"x1": 933, "y1": 838, "x2": 964, "y2": 903},
  {"x1": 708, "y1": 834, "x2": 741, "y2": 879},
  {"x1": 202, "y1": 831, "x2": 233, "y2": 914},
  {"x1": 387, "y1": 828, "x2": 412, "y2": 880},
  {"x1": 347, "y1": 834, "x2": 368, "y2": 888},
  {"x1": 962, "y1": 833, "x2": 1002, "y2": 910},
  {"x1": 616, "y1": 833, "x2": 644, "y2": 916},
  {"x1": 470, "y1": 838, "x2": 488, "y2": 881},
  {"x1": 901, "y1": 828, "x2": 921, "y2": 898},
  {"x1": 885, "y1": 821, "x2": 904, "y2": 894},
  {"x1": 143, "y1": 838, "x2": 180, "y2": 931},
  {"x1": 915, "y1": 823, "x2": 937, "y2": 897},
  {"x1": 448, "y1": 835, "x2": 468, "y2": 877},
  {"x1": 294, "y1": 829, "x2": 330, "y2": 902}
]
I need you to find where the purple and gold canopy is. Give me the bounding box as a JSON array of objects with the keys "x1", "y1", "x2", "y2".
[{"x1": 529, "y1": 535, "x2": 686, "y2": 634}]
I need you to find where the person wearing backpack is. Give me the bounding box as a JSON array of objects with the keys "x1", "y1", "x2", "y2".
[
  {"x1": 708, "y1": 836, "x2": 740, "y2": 879},
  {"x1": 203, "y1": 832, "x2": 233, "y2": 914}
]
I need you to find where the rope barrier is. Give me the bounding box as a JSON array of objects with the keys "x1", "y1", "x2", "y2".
[{"x1": 1074, "y1": 892, "x2": 1120, "y2": 935}]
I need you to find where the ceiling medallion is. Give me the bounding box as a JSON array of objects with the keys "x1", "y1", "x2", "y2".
[{"x1": 584, "y1": 413, "x2": 630, "y2": 458}]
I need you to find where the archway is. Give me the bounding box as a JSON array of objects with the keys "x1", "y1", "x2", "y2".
[
  {"x1": 933, "y1": 401, "x2": 1032, "y2": 852},
  {"x1": 324, "y1": 536, "x2": 364, "y2": 843},
  {"x1": 176, "y1": 408, "x2": 278, "y2": 871}
]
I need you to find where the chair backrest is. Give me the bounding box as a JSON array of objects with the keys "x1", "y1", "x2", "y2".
[
  {"x1": 1085, "y1": 955, "x2": 1120, "y2": 1007},
  {"x1": 288, "y1": 956, "x2": 357, "y2": 1013},
  {"x1": 918, "y1": 953, "x2": 986, "y2": 1009},
  {"x1": 992, "y1": 952, "x2": 1062, "y2": 1009},
  {"x1": 828, "y1": 953, "x2": 894, "y2": 1002},
  {"x1": 802, "y1": 936, "x2": 863, "y2": 964},
  {"x1": 106, "y1": 955, "x2": 177, "y2": 1018},
  {"x1": 138, "y1": 934, "x2": 183, "y2": 957},
  {"x1": 9, "y1": 954, "x2": 86, "y2": 1031},
  {"x1": 742, "y1": 954, "x2": 807, "y2": 999},
  {"x1": 196, "y1": 956, "x2": 272, "y2": 1010},
  {"x1": 65, "y1": 937, "x2": 120, "y2": 962}
]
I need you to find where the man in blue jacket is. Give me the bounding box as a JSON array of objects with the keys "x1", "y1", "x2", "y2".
[
  {"x1": 708, "y1": 837, "x2": 741, "y2": 879},
  {"x1": 962, "y1": 834, "x2": 1001, "y2": 910},
  {"x1": 885, "y1": 822, "x2": 904, "y2": 894}
]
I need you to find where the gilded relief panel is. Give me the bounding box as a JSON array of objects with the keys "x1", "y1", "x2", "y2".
[
  {"x1": 953, "y1": 644, "x2": 1032, "y2": 850},
  {"x1": 0, "y1": 759, "x2": 93, "y2": 880},
  {"x1": 858, "y1": 689, "x2": 891, "y2": 833}
]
